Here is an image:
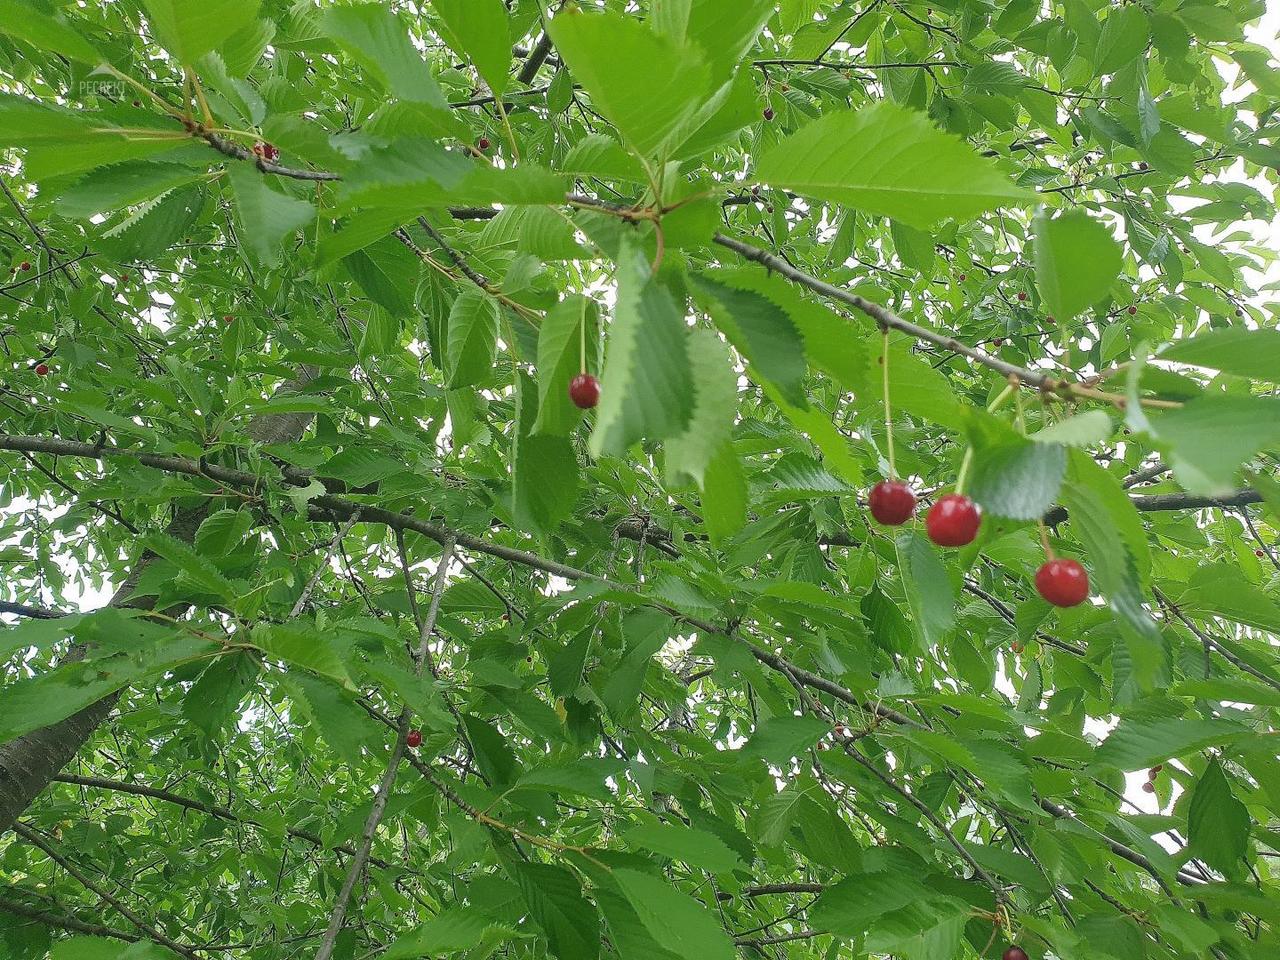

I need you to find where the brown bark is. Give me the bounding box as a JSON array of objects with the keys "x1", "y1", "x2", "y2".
[{"x1": 0, "y1": 373, "x2": 318, "y2": 833}]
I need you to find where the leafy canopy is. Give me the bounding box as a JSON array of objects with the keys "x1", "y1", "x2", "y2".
[{"x1": 1, "y1": 2, "x2": 1279, "y2": 960}]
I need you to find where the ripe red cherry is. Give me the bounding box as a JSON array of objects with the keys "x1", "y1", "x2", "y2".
[
  {"x1": 253, "y1": 141, "x2": 279, "y2": 163},
  {"x1": 19, "y1": 261, "x2": 31, "y2": 271},
  {"x1": 992, "y1": 337, "x2": 1004, "y2": 347},
  {"x1": 1017, "y1": 291, "x2": 1027, "y2": 302},
  {"x1": 1034, "y1": 558, "x2": 1089, "y2": 608},
  {"x1": 925, "y1": 494, "x2": 980, "y2": 547},
  {"x1": 1127, "y1": 305, "x2": 1138, "y2": 315},
  {"x1": 1002, "y1": 948, "x2": 1029, "y2": 960},
  {"x1": 568, "y1": 373, "x2": 600, "y2": 409},
  {"x1": 406, "y1": 730, "x2": 422, "y2": 748},
  {"x1": 957, "y1": 273, "x2": 966, "y2": 281},
  {"x1": 763, "y1": 107, "x2": 775, "y2": 121},
  {"x1": 1139, "y1": 161, "x2": 1149, "y2": 170},
  {"x1": 477, "y1": 136, "x2": 491, "y2": 151},
  {"x1": 34, "y1": 362, "x2": 49, "y2": 376},
  {"x1": 1257, "y1": 549, "x2": 1266, "y2": 558},
  {"x1": 868, "y1": 480, "x2": 916, "y2": 526}
]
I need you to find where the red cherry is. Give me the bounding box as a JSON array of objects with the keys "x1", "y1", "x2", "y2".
[
  {"x1": 478, "y1": 136, "x2": 491, "y2": 151},
  {"x1": 1046, "y1": 315, "x2": 1055, "y2": 324},
  {"x1": 832, "y1": 724, "x2": 848, "y2": 738},
  {"x1": 992, "y1": 337, "x2": 1004, "y2": 347},
  {"x1": 1138, "y1": 161, "x2": 1149, "y2": 170},
  {"x1": 1256, "y1": 549, "x2": 1266, "y2": 558},
  {"x1": 868, "y1": 480, "x2": 916, "y2": 526},
  {"x1": 131, "y1": 99, "x2": 141, "y2": 107},
  {"x1": 19, "y1": 261, "x2": 31, "y2": 271},
  {"x1": 222, "y1": 314, "x2": 234, "y2": 324},
  {"x1": 751, "y1": 185, "x2": 761, "y2": 196},
  {"x1": 763, "y1": 107, "x2": 775, "y2": 121},
  {"x1": 1017, "y1": 291, "x2": 1027, "y2": 302},
  {"x1": 34, "y1": 362, "x2": 49, "y2": 376},
  {"x1": 1010, "y1": 642, "x2": 1023, "y2": 654},
  {"x1": 1141, "y1": 780, "x2": 1156, "y2": 794},
  {"x1": 406, "y1": 730, "x2": 422, "y2": 748},
  {"x1": 1127, "y1": 305, "x2": 1138, "y2": 315},
  {"x1": 568, "y1": 373, "x2": 599, "y2": 409},
  {"x1": 1003, "y1": 948, "x2": 1029, "y2": 960},
  {"x1": 925, "y1": 494, "x2": 980, "y2": 547},
  {"x1": 253, "y1": 141, "x2": 279, "y2": 163},
  {"x1": 1035, "y1": 558, "x2": 1089, "y2": 608},
  {"x1": 957, "y1": 273, "x2": 967, "y2": 281},
  {"x1": 1149, "y1": 764, "x2": 1163, "y2": 776}
]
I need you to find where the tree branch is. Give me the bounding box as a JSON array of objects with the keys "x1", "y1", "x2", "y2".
[
  {"x1": 12, "y1": 822, "x2": 202, "y2": 959},
  {"x1": 0, "y1": 893, "x2": 137, "y2": 943},
  {"x1": 313, "y1": 539, "x2": 454, "y2": 960}
]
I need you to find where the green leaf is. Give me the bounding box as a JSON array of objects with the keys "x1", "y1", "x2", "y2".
[
  {"x1": 513, "y1": 372, "x2": 580, "y2": 536},
  {"x1": 690, "y1": 274, "x2": 808, "y2": 408},
  {"x1": 701, "y1": 444, "x2": 747, "y2": 546},
  {"x1": 182, "y1": 653, "x2": 260, "y2": 735},
  {"x1": 740, "y1": 713, "x2": 829, "y2": 765},
  {"x1": 462, "y1": 714, "x2": 521, "y2": 786},
  {"x1": 194, "y1": 509, "x2": 254, "y2": 556},
  {"x1": 1031, "y1": 410, "x2": 1114, "y2": 447},
  {"x1": 534, "y1": 297, "x2": 599, "y2": 436},
  {"x1": 1158, "y1": 328, "x2": 1280, "y2": 383},
  {"x1": 1188, "y1": 758, "x2": 1250, "y2": 874},
  {"x1": 59, "y1": 163, "x2": 202, "y2": 220},
  {"x1": 446, "y1": 288, "x2": 499, "y2": 389},
  {"x1": 319, "y1": 3, "x2": 446, "y2": 107},
  {"x1": 665, "y1": 329, "x2": 738, "y2": 486},
  {"x1": 611, "y1": 869, "x2": 735, "y2": 960},
  {"x1": 142, "y1": 0, "x2": 261, "y2": 63},
  {"x1": 547, "y1": 9, "x2": 714, "y2": 157},
  {"x1": 968, "y1": 420, "x2": 1066, "y2": 521},
  {"x1": 226, "y1": 164, "x2": 314, "y2": 268},
  {"x1": 1095, "y1": 711, "x2": 1249, "y2": 770},
  {"x1": 757, "y1": 102, "x2": 1035, "y2": 228},
  {"x1": 623, "y1": 822, "x2": 743, "y2": 873},
  {"x1": 1147, "y1": 396, "x2": 1280, "y2": 495},
  {"x1": 253, "y1": 622, "x2": 353, "y2": 688},
  {"x1": 1033, "y1": 209, "x2": 1123, "y2": 321},
  {"x1": 1095, "y1": 5, "x2": 1150, "y2": 76},
  {"x1": 589, "y1": 240, "x2": 695, "y2": 457},
  {"x1": 433, "y1": 0, "x2": 511, "y2": 98},
  {"x1": 384, "y1": 908, "x2": 514, "y2": 959},
  {"x1": 896, "y1": 531, "x2": 955, "y2": 648},
  {"x1": 144, "y1": 531, "x2": 238, "y2": 600},
  {"x1": 510, "y1": 862, "x2": 599, "y2": 960},
  {"x1": 0, "y1": 1, "x2": 102, "y2": 64}
]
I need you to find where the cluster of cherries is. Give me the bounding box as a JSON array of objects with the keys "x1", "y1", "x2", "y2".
[{"x1": 868, "y1": 480, "x2": 1089, "y2": 608}]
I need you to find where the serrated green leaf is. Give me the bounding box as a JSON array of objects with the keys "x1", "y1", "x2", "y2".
[
  {"x1": 612, "y1": 869, "x2": 735, "y2": 960},
  {"x1": 1033, "y1": 209, "x2": 1123, "y2": 321},
  {"x1": 757, "y1": 102, "x2": 1035, "y2": 228}
]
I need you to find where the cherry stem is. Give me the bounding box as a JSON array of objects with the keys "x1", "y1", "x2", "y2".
[
  {"x1": 881, "y1": 328, "x2": 897, "y2": 478},
  {"x1": 956, "y1": 383, "x2": 1016, "y2": 496},
  {"x1": 578, "y1": 299, "x2": 587, "y2": 375},
  {"x1": 1038, "y1": 520, "x2": 1056, "y2": 560}
]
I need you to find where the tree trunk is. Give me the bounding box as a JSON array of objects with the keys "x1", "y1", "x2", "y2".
[{"x1": 0, "y1": 373, "x2": 318, "y2": 832}]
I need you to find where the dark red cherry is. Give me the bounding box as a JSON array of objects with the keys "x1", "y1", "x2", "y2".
[
  {"x1": 406, "y1": 730, "x2": 422, "y2": 748},
  {"x1": 478, "y1": 136, "x2": 491, "y2": 151},
  {"x1": 1002, "y1": 948, "x2": 1029, "y2": 960},
  {"x1": 925, "y1": 494, "x2": 980, "y2": 547},
  {"x1": 568, "y1": 373, "x2": 600, "y2": 409},
  {"x1": 1127, "y1": 305, "x2": 1138, "y2": 315},
  {"x1": 1017, "y1": 291, "x2": 1027, "y2": 302},
  {"x1": 34, "y1": 362, "x2": 49, "y2": 376},
  {"x1": 763, "y1": 107, "x2": 775, "y2": 121},
  {"x1": 19, "y1": 261, "x2": 31, "y2": 271},
  {"x1": 1034, "y1": 558, "x2": 1089, "y2": 608},
  {"x1": 868, "y1": 480, "x2": 916, "y2": 526},
  {"x1": 1141, "y1": 780, "x2": 1156, "y2": 794}
]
